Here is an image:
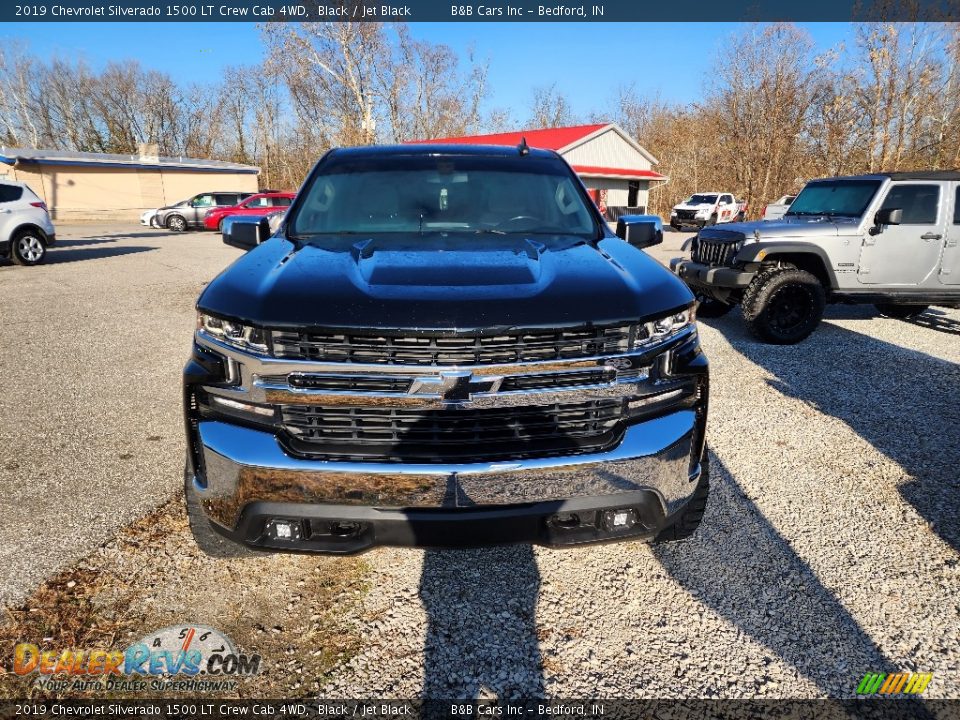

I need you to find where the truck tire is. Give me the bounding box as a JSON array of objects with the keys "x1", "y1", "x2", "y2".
[
  {"x1": 875, "y1": 303, "x2": 929, "y2": 320},
  {"x1": 654, "y1": 448, "x2": 709, "y2": 542},
  {"x1": 694, "y1": 292, "x2": 733, "y2": 318},
  {"x1": 11, "y1": 229, "x2": 47, "y2": 266},
  {"x1": 184, "y1": 462, "x2": 258, "y2": 558},
  {"x1": 742, "y1": 267, "x2": 825, "y2": 344}
]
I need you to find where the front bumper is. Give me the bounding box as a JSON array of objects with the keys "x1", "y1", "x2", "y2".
[
  {"x1": 184, "y1": 325, "x2": 708, "y2": 553},
  {"x1": 190, "y1": 409, "x2": 702, "y2": 551},
  {"x1": 670, "y1": 258, "x2": 755, "y2": 289},
  {"x1": 670, "y1": 215, "x2": 709, "y2": 227}
]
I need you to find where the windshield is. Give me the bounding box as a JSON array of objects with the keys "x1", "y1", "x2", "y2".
[
  {"x1": 786, "y1": 180, "x2": 882, "y2": 218},
  {"x1": 290, "y1": 154, "x2": 598, "y2": 237},
  {"x1": 687, "y1": 194, "x2": 718, "y2": 205}
]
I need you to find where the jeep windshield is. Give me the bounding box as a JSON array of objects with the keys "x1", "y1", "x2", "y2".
[
  {"x1": 289, "y1": 154, "x2": 600, "y2": 238},
  {"x1": 785, "y1": 179, "x2": 882, "y2": 218}
]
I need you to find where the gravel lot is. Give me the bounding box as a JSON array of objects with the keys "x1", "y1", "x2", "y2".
[{"x1": 2, "y1": 224, "x2": 959, "y2": 698}]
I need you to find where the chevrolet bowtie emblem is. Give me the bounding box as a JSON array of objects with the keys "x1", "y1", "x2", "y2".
[{"x1": 409, "y1": 372, "x2": 503, "y2": 402}]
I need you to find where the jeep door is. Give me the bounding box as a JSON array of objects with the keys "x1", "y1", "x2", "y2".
[
  {"x1": 940, "y1": 184, "x2": 960, "y2": 285},
  {"x1": 858, "y1": 183, "x2": 946, "y2": 285}
]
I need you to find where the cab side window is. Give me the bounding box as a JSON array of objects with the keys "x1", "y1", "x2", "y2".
[
  {"x1": 721, "y1": 194, "x2": 733, "y2": 204},
  {"x1": 193, "y1": 194, "x2": 215, "y2": 208},
  {"x1": 0, "y1": 183, "x2": 23, "y2": 203},
  {"x1": 273, "y1": 197, "x2": 292, "y2": 207},
  {"x1": 247, "y1": 196, "x2": 271, "y2": 208},
  {"x1": 880, "y1": 184, "x2": 940, "y2": 224}
]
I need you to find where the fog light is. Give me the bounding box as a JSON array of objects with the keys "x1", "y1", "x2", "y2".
[
  {"x1": 210, "y1": 395, "x2": 276, "y2": 418},
  {"x1": 602, "y1": 508, "x2": 638, "y2": 531},
  {"x1": 548, "y1": 513, "x2": 581, "y2": 529},
  {"x1": 265, "y1": 518, "x2": 302, "y2": 541}
]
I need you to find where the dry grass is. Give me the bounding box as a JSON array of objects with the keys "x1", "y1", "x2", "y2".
[{"x1": 0, "y1": 496, "x2": 370, "y2": 699}]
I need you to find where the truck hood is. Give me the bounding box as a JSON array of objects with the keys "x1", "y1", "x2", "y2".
[
  {"x1": 673, "y1": 203, "x2": 715, "y2": 211},
  {"x1": 698, "y1": 215, "x2": 862, "y2": 242},
  {"x1": 197, "y1": 233, "x2": 693, "y2": 330}
]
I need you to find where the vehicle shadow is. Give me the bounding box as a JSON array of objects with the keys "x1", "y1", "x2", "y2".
[
  {"x1": 719, "y1": 316, "x2": 960, "y2": 554},
  {"x1": 418, "y1": 545, "x2": 543, "y2": 699},
  {"x1": 51, "y1": 238, "x2": 118, "y2": 248},
  {"x1": 653, "y1": 452, "x2": 896, "y2": 696},
  {"x1": 44, "y1": 246, "x2": 157, "y2": 265},
  {"x1": 904, "y1": 308, "x2": 960, "y2": 337}
]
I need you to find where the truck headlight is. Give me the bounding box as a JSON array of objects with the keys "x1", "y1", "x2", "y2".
[
  {"x1": 639, "y1": 307, "x2": 696, "y2": 343},
  {"x1": 198, "y1": 313, "x2": 268, "y2": 353}
]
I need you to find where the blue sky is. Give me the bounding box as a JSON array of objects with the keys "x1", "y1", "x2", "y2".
[{"x1": 4, "y1": 22, "x2": 854, "y2": 118}]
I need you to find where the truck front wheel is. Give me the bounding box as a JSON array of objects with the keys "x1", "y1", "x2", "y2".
[
  {"x1": 742, "y1": 268, "x2": 825, "y2": 344},
  {"x1": 184, "y1": 461, "x2": 259, "y2": 558},
  {"x1": 654, "y1": 448, "x2": 709, "y2": 542}
]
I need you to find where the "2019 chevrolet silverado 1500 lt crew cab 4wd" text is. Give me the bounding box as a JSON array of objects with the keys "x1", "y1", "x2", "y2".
[
  {"x1": 183, "y1": 143, "x2": 709, "y2": 556},
  {"x1": 671, "y1": 171, "x2": 960, "y2": 343}
]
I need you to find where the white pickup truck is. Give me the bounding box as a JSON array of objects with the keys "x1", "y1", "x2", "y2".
[{"x1": 670, "y1": 192, "x2": 746, "y2": 230}]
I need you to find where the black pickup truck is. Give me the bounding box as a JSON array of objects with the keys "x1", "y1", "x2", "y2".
[{"x1": 183, "y1": 144, "x2": 710, "y2": 556}]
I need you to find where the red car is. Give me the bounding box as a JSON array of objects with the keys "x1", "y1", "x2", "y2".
[{"x1": 202, "y1": 191, "x2": 295, "y2": 231}]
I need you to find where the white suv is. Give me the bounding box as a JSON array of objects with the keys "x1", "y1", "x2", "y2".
[{"x1": 0, "y1": 180, "x2": 56, "y2": 266}]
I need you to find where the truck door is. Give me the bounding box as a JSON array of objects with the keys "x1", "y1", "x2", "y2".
[
  {"x1": 858, "y1": 183, "x2": 945, "y2": 285},
  {"x1": 939, "y1": 184, "x2": 960, "y2": 285},
  {"x1": 718, "y1": 194, "x2": 735, "y2": 222}
]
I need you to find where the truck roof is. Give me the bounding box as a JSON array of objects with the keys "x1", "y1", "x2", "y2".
[
  {"x1": 329, "y1": 144, "x2": 559, "y2": 160},
  {"x1": 821, "y1": 170, "x2": 960, "y2": 182}
]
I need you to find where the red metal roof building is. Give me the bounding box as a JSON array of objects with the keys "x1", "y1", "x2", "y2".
[{"x1": 408, "y1": 123, "x2": 666, "y2": 217}]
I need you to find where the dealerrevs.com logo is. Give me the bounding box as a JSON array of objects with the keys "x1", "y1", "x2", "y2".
[
  {"x1": 13, "y1": 624, "x2": 261, "y2": 692},
  {"x1": 856, "y1": 672, "x2": 933, "y2": 696}
]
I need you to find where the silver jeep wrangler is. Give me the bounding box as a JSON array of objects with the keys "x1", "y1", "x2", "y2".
[{"x1": 670, "y1": 171, "x2": 960, "y2": 343}]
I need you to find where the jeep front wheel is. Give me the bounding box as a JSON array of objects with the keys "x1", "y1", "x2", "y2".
[
  {"x1": 875, "y1": 303, "x2": 929, "y2": 320},
  {"x1": 742, "y1": 268, "x2": 825, "y2": 344}
]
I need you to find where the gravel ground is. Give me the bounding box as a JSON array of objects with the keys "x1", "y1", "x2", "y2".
[
  {"x1": 2, "y1": 224, "x2": 959, "y2": 699},
  {"x1": 0, "y1": 225, "x2": 244, "y2": 606}
]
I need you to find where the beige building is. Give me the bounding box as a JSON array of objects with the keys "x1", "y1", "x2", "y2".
[{"x1": 0, "y1": 146, "x2": 259, "y2": 222}]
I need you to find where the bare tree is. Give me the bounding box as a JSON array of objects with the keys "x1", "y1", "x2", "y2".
[{"x1": 528, "y1": 83, "x2": 578, "y2": 128}]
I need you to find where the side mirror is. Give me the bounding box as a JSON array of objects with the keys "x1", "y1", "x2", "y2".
[
  {"x1": 616, "y1": 214, "x2": 663, "y2": 249},
  {"x1": 222, "y1": 215, "x2": 273, "y2": 251},
  {"x1": 871, "y1": 207, "x2": 902, "y2": 234}
]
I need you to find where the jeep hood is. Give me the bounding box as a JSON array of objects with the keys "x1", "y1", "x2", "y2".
[
  {"x1": 197, "y1": 234, "x2": 693, "y2": 330},
  {"x1": 699, "y1": 216, "x2": 861, "y2": 241}
]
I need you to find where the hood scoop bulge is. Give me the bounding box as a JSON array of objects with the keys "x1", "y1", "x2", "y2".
[{"x1": 350, "y1": 239, "x2": 543, "y2": 287}]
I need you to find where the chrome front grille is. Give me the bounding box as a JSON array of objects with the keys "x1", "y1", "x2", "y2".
[
  {"x1": 258, "y1": 367, "x2": 618, "y2": 395},
  {"x1": 692, "y1": 239, "x2": 738, "y2": 267},
  {"x1": 280, "y1": 398, "x2": 625, "y2": 462},
  {"x1": 270, "y1": 326, "x2": 634, "y2": 366}
]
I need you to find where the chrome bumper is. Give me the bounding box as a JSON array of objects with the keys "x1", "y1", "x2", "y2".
[{"x1": 193, "y1": 409, "x2": 701, "y2": 531}]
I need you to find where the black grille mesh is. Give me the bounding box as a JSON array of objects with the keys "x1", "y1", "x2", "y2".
[
  {"x1": 271, "y1": 326, "x2": 633, "y2": 366},
  {"x1": 280, "y1": 399, "x2": 624, "y2": 462},
  {"x1": 692, "y1": 239, "x2": 738, "y2": 267}
]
